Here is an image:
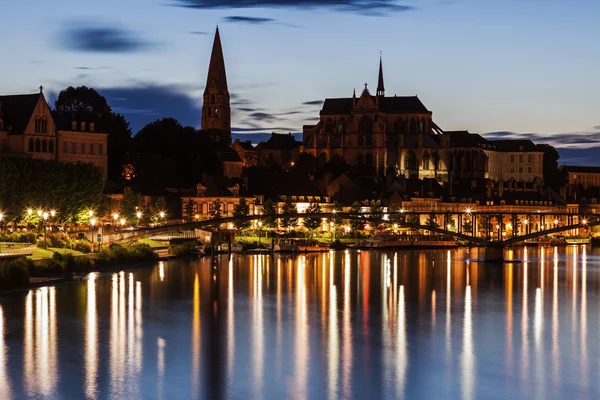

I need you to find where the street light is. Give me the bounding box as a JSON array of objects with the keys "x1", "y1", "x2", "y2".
[
  {"x1": 37, "y1": 209, "x2": 42, "y2": 217},
  {"x1": 27, "y1": 209, "x2": 33, "y2": 216},
  {"x1": 120, "y1": 218, "x2": 126, "y2": 228},
  {"x1": 88, "y1": 210, "x2": 94, "y2": 217},
  {"x1": 42, "y1": 212, "x2": 49, "y2": 249},
  {"x1": 90, "y1": 218, "x2": 97, "y2": 251},
  {"x1": 113, "y1": 213, "x2": 119, "y2": 221},
  {"x1": 50, "y1": 210, "x2": 56, "y2": 218},
  {"x1": 582, "y1": 219, "x2": 588, "y2": 225}
]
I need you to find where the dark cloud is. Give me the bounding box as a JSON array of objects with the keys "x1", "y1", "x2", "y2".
[
  {"x1": 173, "y1": 0, "x2": 415, "y2": 15},
  {"x1": 237, "y1": 107, "x2": 259, "y2": 112},
  {"x1": 224, "y1": 16, "x2": 275, "y2": 24},
  {"x1": 232, "y1": 132, "x2": 302, "y2": 144},
  {"x1": 276, "y1": 111, "x2": 303, "y2": 116},
  {"x1": 190, "y1": 31, "x2": 211, "y2": 35},
  {"x1": 58, "y1": 24, "x2": 155, "y2": 53},
  {"x1": 302, "y1": 100, "x2": 324, "y2": 106},
  {"x1": 249, "y1": 112, "x2": 280, "y2": 122}
]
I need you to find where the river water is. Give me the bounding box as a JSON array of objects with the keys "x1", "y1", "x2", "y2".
[{"x1": 0, "y1": 246, "x2": 599, "y2": 399}]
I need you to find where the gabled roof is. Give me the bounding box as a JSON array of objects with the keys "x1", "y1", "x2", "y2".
[
  {"x1": 213, "y1": 141, "x2": 242, "y2": 162},
  {"x1": 257, "y1": 133, "x2": 301, "y2": 150},
  {"x1": 0, "y1": 93, "x2": 41, "y2": 134},
  {"x1": 204, "y1": 26, "x2": 228, "y2": 94},
  {"x1": 320, "y1": 95, "x2": 430, "y2": 115},
  {"x1": 445, "y1": 131, "x2": 488, "y2": 148},
  {"x1": 232, "y1": 139, "x2": 255, "y2": 151},
  {"x1": 489, "y1": 139, "x2": 539, "y2": 152}
]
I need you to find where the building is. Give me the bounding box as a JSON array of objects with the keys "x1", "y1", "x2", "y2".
[
  {"x1": 231, "y1": 139, "x2": 259, "y2": 168},
  {"x1": 0, "y1": 89, "x2": 108, "y2": 179},
  {"x1": 213, "y1": 142, "x2": 243, "y2": 178},
  {"x1": 302, "y1": 57, "x2": 545, "y2": 184},
  {"x1": 563, "y1": 165, "x2": 600, "y2": 189},
  {"x1": 257, "y1": 132, "x2": 302, "y2": 167},
  {"x1": 201, "y1": 26, "x2": 231, "y2": 144}
]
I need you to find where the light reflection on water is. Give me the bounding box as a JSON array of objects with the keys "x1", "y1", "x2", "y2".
[{"x1": 0, "y1": 246, "x2": 599, "y2": 399}]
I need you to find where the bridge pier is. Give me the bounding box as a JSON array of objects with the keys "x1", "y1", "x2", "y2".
[{"x1": 484, "y1": 244, "x2": 505, "y2": 263}]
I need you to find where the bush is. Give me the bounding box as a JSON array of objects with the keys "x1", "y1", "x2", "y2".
[
  {"x1": 73, "y1": 240, "x2": 93, "y2": 254},
  {"x1": 95, "y1": 243, "x2": 157, "y2": 265},
  {"x1": 0, "y1": 232, "x2": 36, "y2": 244},
  {"x1": 31, "y1": 252, "x2": 94, "y2": 276},
  {"x1": 0, "y1": 258, "x2": 31, "y2": 289},
  {"x1": 169, "y1": 241, "x2": 198, "y2": 256}
]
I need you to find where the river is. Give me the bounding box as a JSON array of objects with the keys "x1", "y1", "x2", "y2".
[{"x1": 0, "y1": 246, "x2": 599, "y2": 399}]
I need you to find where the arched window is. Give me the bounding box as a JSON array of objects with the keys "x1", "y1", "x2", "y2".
[
  {"x1": 410, "y1": 118, "x2": 417, "y2": 134},
  {"x1": 325, "y1": 119, "x2": 334, "y2": 134},
  {"x1": 211, "y1": 94, "x2": 215, "y2": 103},
  {"x1": 42, "y1": 117, "x2": 47, "y2": 133},
  {"x1": 337, "y1": 122, "x2": 345, "y2": 133},
  {"x1": 419, "y1": 119, "x2": 424, "y2": 133},
  {"x1": 207, "y1": 107, "x2": 211, "y2": 117},
  {"x1": 365, "y1": 153, "x2": 373, "y2": 166},
  {"x1": 366, "y1": 136, "x2": 372, "y2": 146},
  {"x1": 356, "y1": 153, "x2": 364, "y2": 165},
  {"x1": 404, "y1": 151, "x2": 417, "y2": 170},
  {"x1": 358, "y1": 116, "x2": 372, "y2": 134},
  {"x1": 35, "y1": 139, "x2": 41, "y2": 152},
  {"x1": 214, "y1": 108, "x2": 219, "y2": 116},
  {"x1": 42, "y1": 139, "x2": 47, "y2": 152},
  {"x1": 358, "y1": 136, "x2": 364, "y2": 146},
  {"x1": 423, "y1": 152, "x2": 430, "y2": 170},
  {"x1": 393, "y1": 118, "x2": 404, "y2": 134},
  {"x1": 49, "y1": 140, "x2": 54, "y2": 153},
  {"x1": 28, "y1": 138, "x2": 34, "y2": 152}
]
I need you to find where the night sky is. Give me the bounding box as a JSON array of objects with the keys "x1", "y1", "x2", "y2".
[{"x1": 1, "y1": 0, "x2": 599, "y2": 164}]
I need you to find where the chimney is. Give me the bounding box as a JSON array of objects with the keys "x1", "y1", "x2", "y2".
[{"x1": 90, "y1": 122, "x2": 95, "y2": 132}]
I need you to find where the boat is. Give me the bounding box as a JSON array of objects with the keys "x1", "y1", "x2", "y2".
[
  {"x1": 273, "y1": 238, "x2": 327, "y2": 253},
  {"x1": 359, "y1": 233, "x2": 457, "y2": 249},
  {"x1": 565, "y1": 237, "x2": 590, "y2": 245},
  {"x1": 219, "y1": 243, "x2": 244, "y2": 253}
]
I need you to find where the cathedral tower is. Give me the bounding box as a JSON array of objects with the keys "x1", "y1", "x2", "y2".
[{"x1": 202, "y1": 26, "x2": 231, "y2": 144}]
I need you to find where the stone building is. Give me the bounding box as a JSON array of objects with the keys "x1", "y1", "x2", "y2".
[
  {"x1": 231, "y1": 139, "x2": 259, "y2": 168},
  {"x1": 0, "y1": 89, "x2": 108, "y2": 179},
  {"x1": 562, "y1": 165, "x2": 600, "y2": 189},
  {"x1": 302, "y1": 57, "x2": 545, "y2": 184}
]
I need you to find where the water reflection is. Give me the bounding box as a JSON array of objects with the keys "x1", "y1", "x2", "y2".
[{"x1": 1, "y1": 247, "x2": 600, "y2": 399}]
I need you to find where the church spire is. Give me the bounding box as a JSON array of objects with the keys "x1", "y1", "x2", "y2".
[
  {"x1": 204, "y1": 25, "x2": 228, "y2": 94},
  {"x1": 376, "y1": 52, "x2": 385, "y2": 97}
]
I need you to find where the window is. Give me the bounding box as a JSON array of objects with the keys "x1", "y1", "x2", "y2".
[
  {"x1": 510, "y1": 155, "x2": 515, "y2": 163},
  {"x1": 358, "y1": 116, "x2": 372, "y2": 134},
  {"x1": 510, "y1": 166, "x2": 515, "y2": 173},
  {"x1": 63, "y1": 142, "x2": 68, "y2": 153},
  {"x1": 528, "y1": 154, "x2": 532, "y2": 163},
  {"x1": 366, "y1": 136, "x2": 372, "y2": 146},
  {"x1": 211, "y1": 94, "x2": 215, "y2": 103},
  {"x1": 207, "y1": 107, "x2": 211, "y2": 117},
  {"x1": 393, "y1": 119, "x2": 404, "y2": 134},
  {"x1": 358, "y1": 136, "x2": 364, "y2": 146},
  {"x1": 214, "y1": 108, "x2": 219, "y2": 116},
  {"x1": 48, "y1": 140, "x2": 54, "y2": 153},
  {"x1": 518, "y1": 166, "x2": 523, "y2": 173},
  {"x1": 98, "y1": 144, "x2": 103, "y2": 155},
  {"x1": 528, "y1": 167, "x2": 532, "y2": 173},
  {"x1": 35, "y1": 139, "x2": 41, "y2": 152},
  {"x1": 89, "y1": 144, "x2": 95, "y2": 155},
  {"x1": 71, "y1": 142, "x2": 77, "y2": 154},
  {"x1": 81, "y1": 143, "x2": 85, "y2": 154},
  {"x1": 29, "y1": 138, "x2": 34, "y2": 152},
  {"x1": 519, "y1": 154, "x2": 523, "y2": 163},
  {"x1": 42, "y1": 140, "x2": 47, "y2": 152}
]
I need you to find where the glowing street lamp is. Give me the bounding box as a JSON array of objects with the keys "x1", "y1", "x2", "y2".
[
  {"x1": 42, "y1": 212, "x2": 49, "y2": 249},
  {"x1": 465, "y1": 208, "x2": 472, "y2": 214},
  {"x1": 88, "y1": 210, "x2": 94, "y2": 218},
  {"x1": 582, "y1": 219, "x2": 588, "y2": 225},
  {"x1": 554, "y1": 219, "x2": 559, "y2": 226},
  {"x1": 120, "y1": 218, "x2": 126, "y2": 226},
  {"x1": 159, "y1": 211, "x2": 165, "y2": 219},
  {"x1": 136, "y1": 211, "x2": 142, "y2": 219},
  {"x1": 27, "y1": 209, "x2": 33, "y2": 216},
  {"x1": 37, "y1": 209, "x2": 42, "y2": 217},
  {"x1": 113, "y1": 213, "x2": 119, "y2": 221}
]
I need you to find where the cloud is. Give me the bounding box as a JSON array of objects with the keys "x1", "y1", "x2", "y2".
[
  {"x1": 237, "y1": 107, "x2": 259, "y2": 112},
  {"x1": 190, "y1": 31, "x2": 211, "y2": 35},
  {"x1": 249, "y1": 112, "x2": 280, "y2": 122},
  {"x1": 302, "y1": 100, "x2": 324, "y2": 106},
  {"x1": 57, "y1": 24, "x2": 155, "y2": 53},
  {"x1": 173, "y1": 0, "x2": 415, "y2": 15},
  {"x1": 485, "y1": 130, "x2": 600, "y2": 149},
  {"x1": 224, "y1": 16, "x2": 275, "y2": 24}
]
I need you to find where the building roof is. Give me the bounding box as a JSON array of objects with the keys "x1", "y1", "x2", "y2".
[
  {"x1": 204, "y1": 26, "x2": 228, "y2": 94},
  {"x1": 319, "y1": 95, "x2": 430, "y2": 116},
  {"x1": 213, "y1": 142, "x2": 242, "y2": 162},
  {"x1": 377, "y1": 56, "x2": 385, "y2": 95},
  {"x1": 232, "y1": 139, "x2": 255, "y2": 151},
  {"x1": 257, "y1": 132, "x2": 301, "y2": 150},
  {"x1": 445, "y1": 130, "x2": 488, "y2": 148},
  {"x1": 562, "y1": 165, "x2": 600, "y2": 174},
  {"x1": 0, "y1": 93, "x2": 41, "y2": 134},
  {"x1": 489, "y1": 139, "x2": 539, "y2": 152}
]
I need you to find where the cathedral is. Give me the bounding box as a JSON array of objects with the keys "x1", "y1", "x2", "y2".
[{"x1": 201, "y1": 26, "x2": 231, "y2": 144}]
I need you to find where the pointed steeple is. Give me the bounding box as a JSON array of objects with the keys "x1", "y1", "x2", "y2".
[
  {"x1": 376, "y1": 52, "x2": 385, "y2": 97},
  {"x1": 204, "y1": 26, "x2": 228, "y2": 94}
]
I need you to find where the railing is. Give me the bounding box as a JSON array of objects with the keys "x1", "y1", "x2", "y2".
[{"x1": 0, "y1": 243, "x2": 35, "y2": 258}]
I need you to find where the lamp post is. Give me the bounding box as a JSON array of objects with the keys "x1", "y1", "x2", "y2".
[
  {"x1": 42, "y1": 212, "x2": 49, "y2": 249},
  {"x1": 136, "y1": 211, "x2": 142, "y2": 227},
  {"x1": 90, "y1": 218, "x2": 97, "y2": 252}
]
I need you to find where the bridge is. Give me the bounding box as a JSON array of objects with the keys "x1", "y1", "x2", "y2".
[{"x1": 112, "y1": 210, "x2": 599, "y2": 262}]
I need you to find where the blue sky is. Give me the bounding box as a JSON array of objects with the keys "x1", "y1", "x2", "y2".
[{"x1": 1, "y1": 0, "x2": 599, "y2": 164}]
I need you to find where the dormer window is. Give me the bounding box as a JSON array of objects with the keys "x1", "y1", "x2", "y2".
[
  {"x1": 72, "y1": 121, "x2": 77, "y2": 130},
  {"x1": 81, "y1": 122, "x2": 86, "y2": 131},
  {"x1": 90, "y1": 122, "x2": 95, "y2": 132},
  {"x1": 229, "y1": 184, "x2": 240, "y2": 197},
  {"x1": 196, "y1": 183, "x2": 207, "y2": 197}
]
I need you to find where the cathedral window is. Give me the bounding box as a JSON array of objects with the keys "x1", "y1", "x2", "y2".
[
  {"x1": 35, "y1": 139, "x2": 40, "y2": 152},
  {"x1": 419, "y1": 119, "x2": 424, "y2": 133},
  {"x1": 42, "y1": 139, "x2": 47, "y2": 152},
  {"x1": 393, "y1": 119, "x2": 404, "y2": 134},
  {"x1": 29, "y1": 138, "x2": 34, "y2": 152},
  {"x1": 423, "y1": 152, "x2": 430, "y2": 170},
  {"x1": 337, "y1": 123, "x2": 344, "y2": 133},
  {"x1": 366, "y1": 136, "x2": 372, "y2": 146},
  {"x1": 211, "y1": 94, "x2": 215, "y2": 103},
  {"x1": 365, "y1": 153, "x2": 373, "y2": 166},
  {"x1": 215, "y1": 108, "x2": 219, "y2": 116},
  {"x1": 410, "y1": 118, "x2": 417, "y2": 134},
  {"x1": 358, "y1": 116, "x2": 372, "y2": 134},
  {"x1": 49, "y1": 140, "x2": 54, "y2": 153},
  {"x1": 358, "y1": 136, "x2": 364, "y2": 146},
  {"x1": 207, "y1": 107, "x2": 211, "y2": 117},
  {"x1": 405, "y1": 151, "x2": 417, "y2": 170}
]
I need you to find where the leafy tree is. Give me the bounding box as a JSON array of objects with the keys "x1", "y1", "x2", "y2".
[
  {"x1": 446, "y1": 215, "x2": 456, "y2": 232},
  {"x1": 535, "y1": 144, "x2": 565, "y2": 190},
  {"x1": 54, "y1": 86, "x2": 132, "y2": 182},
  {"x1": 407, "y1": 214, "x2": 420, "y2": 225},
  {"x1": 349, "y1": 202, "x2": 364, "y2": 235},
  {"x1": 211, "y1": 201, "x2": 223, "y2": 219},
  {"x1": 426, "y1": 212, "x2": 439, "y2": 228},
  {"x1": 388, "y1": 205, "x2": 405, "y2": 225},
  {"x1": 120, "y1": 187, "x2": 141, "y2": 223},
  {"x1": 185, "y1": 199, "x2": 195, "y2": 222},
  {"x1": 262, "y1": 199, "x2": 277, "y2": 231},
  {"x1": 281, "y1": 198, "x2": 298, "y2": 231},
  {"x1": 303, "y1": 201, "x2": 322, "y2": 236},
  {"x1": 368, "y1": 201, "x2": 384, "y2": 231},
  {"x1": 151, "y1": 197, "x2": 168, "y2": 225},
  {"x1": 462, "y1": 219, "x2": 473, "y2": 234},
  {"x1": 233, "y1": 198, "x2": 250, "y2": 230}
]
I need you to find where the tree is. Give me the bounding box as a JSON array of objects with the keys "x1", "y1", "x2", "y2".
[
  {"x1": 349, "y1": 202, "x2": 364, "y2": 236},
  {"x1": 211, "y1": 201, "x2": 223, "y2": 219},
  {"x1": 281, "y1": 198, "x2": 298, "y2": 232},
  {"x1": 185, "y1": 199, "x2": 195, "y2": 222},
  {"x1": 535, "y1": 144, "x2": 565, "y2": 190},
  {"x1": 262, "y1": 199, "x2": 277, "y2": 232},
  {"x1": 446, "y1": 215, "x2": 456, "y2": 232},
  {"x1": 233, "y1": 198, "x2": 250, "y2": 230},
  {"x1": 426, "y1": 212, "x2": 439, "y2": 228},
  {"x1": 120, "y1": 187, "x2": 141, "y2": 223},
  {"x1": 54, "y1": 86, "x2": 132, "y2": 182},
  {"x1": 368, "y1": 201, "x2": 384, "y2": 231},
  {"x1": 407, "y1": 214, "x2": 419, "y2": 225},
  {"x1": 151, "y1": 196, "x2": 167, "y2": 225},
  {"x1": 303, "y1": 201, "x2": 322, "y2": 237}
]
